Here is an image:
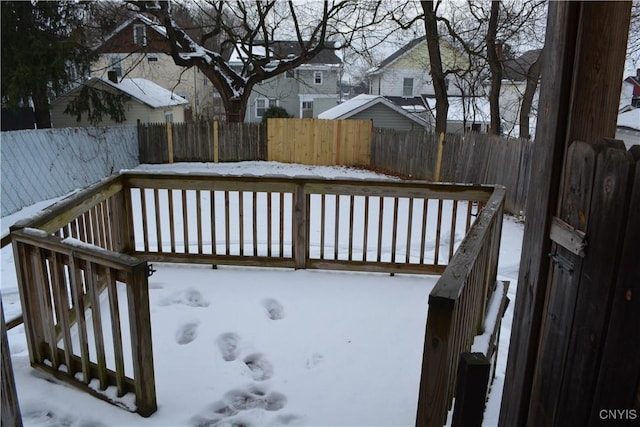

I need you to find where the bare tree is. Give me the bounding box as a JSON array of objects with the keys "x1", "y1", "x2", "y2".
[
  {"x1": 127, "y1": 0, "x2": 388, "y2": 122},
  {"x1": 421, "y1": 0, "x2": 449, "y2": 135}
]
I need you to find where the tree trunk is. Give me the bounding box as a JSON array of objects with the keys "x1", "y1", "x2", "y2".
[
  {"x1": 225, "y1": 98, "x2": 247, "y2": 123},
  {"x1": 32, "y1": 84, "x2": 51, "y2": 129},
  {"x1": 519, "y1": 49, "x2": 543, "y2": 139},
  {"x1": 487, "y1": 1, "x2": 502, "y2": 135},
  {"x1": 422, "y1": 1, "x2": 449, "y2": 135}
]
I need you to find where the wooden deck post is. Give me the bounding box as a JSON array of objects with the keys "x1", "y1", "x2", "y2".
[
  {"x1": 1, "y1": 294, "x2": 23, "y2": 427},
  {"x1": 126, "y1": 262, "x2": 157, "y2": 417},
  {"x1": 451, "y1": 352, "x2": 490, "y2": 427},
  {"x1": 293, "y1": 183, "x2": 307, "y2": 269}
]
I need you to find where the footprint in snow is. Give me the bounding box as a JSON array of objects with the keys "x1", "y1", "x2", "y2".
[
  {"x1": 190, "y1": 385, "x2": 286, "y2": 427},
  {"x1": 176, "y1": 322, "x2": 199, "y2": 345},
  {"x1": 243, "y1": 353, "x2": 274, "y2": 381},
  {"x1": 261, "y1": 298, "x2": 284, "y2": 320},
  {"x1": 216, "y1": 332, "x2": 241, "y2": 361}
]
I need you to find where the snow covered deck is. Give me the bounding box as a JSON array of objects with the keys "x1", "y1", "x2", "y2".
[{"x1": 6, "y1": 168, "x2": 505, "y2": 425}]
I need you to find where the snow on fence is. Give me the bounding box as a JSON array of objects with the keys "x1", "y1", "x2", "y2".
[
  {"x1": 8, "y1": 172, "x2": 505, "y2": 424},
  {"x1": 0, "y1": 126, "x2": 139, "y2": 217}
]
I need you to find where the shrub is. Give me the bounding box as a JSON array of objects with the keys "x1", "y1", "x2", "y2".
[{"x1": 261, "y1": 106, "x2": 293, "y2": 122}]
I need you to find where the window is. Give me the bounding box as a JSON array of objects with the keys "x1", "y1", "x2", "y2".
[
  {"x1": 134, "y1": 24, "x2": 147, "y2": 46},
  {"x1": 256, "y1": 98, "x2": 278, "y2": 118},
  {"x1": 110, "y1": 55, "x2": 122, "y2": 77},
  {"x1": 147, "y1": 54, "x2": 158, "y2": 62},
  {"x1": 314, "y1": 71, "x2": 323, "y2": 85},
  {"x1": 164, "y1": 111, "x2": 174, "y2": 123},
  {"x1": 302, "y1": 100, "x2": 313, "y2": 118},
  {"x1": 403, "y1": 78, "x2": 414, "y2": 97}
]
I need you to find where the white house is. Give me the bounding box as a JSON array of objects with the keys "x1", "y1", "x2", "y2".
[
  {"x1": 367, "y1": 36, "x2": 468, "y2": 98},
  {"x1": 499, "y1": 49, "x2": 542, "y2": 138},
  {"x1": 50, "y1": 76, "x2": 188, "y2": 127}
]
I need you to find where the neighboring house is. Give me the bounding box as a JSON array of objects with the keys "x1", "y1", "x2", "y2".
[
  {"x1": 50, "y1": 76, "x2": 188, "y2": 127},
  {"x1": 91, "y1": 14, "x2": 223, "y2": 121},
  {"x1": 422, "y1": 96, "x2": 491, "y2": 134},
  {"x1": 367, "y1": 36, "x2": 468, "y2": 98},
  {"x1": 231, "y1": 41, "x2": 343, "y2": 122},
  {"x1": 367, "y1": 36, "x2": 491, "y2": 133},
  {"x1": 499, "y1": 49, "x2": 542, "y2": 137},
  {"x1": 616, "y1": 107, "x2": 640, "y2": 149},
  {"x1": 622, "y1": 69, "x2": 640, "y2": 108},
  {"x1": 318, "y1": 94, "x2": 432, "y2": 131}
]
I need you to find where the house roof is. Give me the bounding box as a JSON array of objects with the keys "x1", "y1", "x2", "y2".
[
  {"x1": 421, "y1": 95, "x2": 491, "y2": 123},
  {"x1": 94, "y1": 14, "x2": 170, "y2": 51},
  {"x1": 502, "y1": 49, "x2": 542, "y2": 81},
  {"x1": 318, "y1": 94, "x2": 431, "y2": 128},
  {"x1": 229, "y1": 41, "x2": 342, "y2": 66},
  {"x1": 617, "y1": 107, "x2": 640, "y2": 131},
  {"x1": 53, "y1": 77, "x2": 188, "y2": 109},
  {"x1": 367, "y1": 36, "x2": 427, "y2": 75}
]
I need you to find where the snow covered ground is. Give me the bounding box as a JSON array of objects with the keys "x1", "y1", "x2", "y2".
[{"x1": 1, "y1": 161, "x2": 524, "y2": 427}]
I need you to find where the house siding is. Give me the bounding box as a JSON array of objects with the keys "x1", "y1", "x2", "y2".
[
  {"x1": 244, "y1": 68, "x2": 340, "y2": 122},
  {"x1": 349, "y1": 103, "x2": 425, "y2": 131},
  {"x1": 50, "y1": 96, "x2": 185, "y2": 128},
  {"x1": 370, "y1": 40, "x2": 467, "y2": 98}
]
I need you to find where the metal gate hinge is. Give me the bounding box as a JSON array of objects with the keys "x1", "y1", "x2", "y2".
[{"x1": 549, "y1": 251, "x2": 574, "y2": 273}]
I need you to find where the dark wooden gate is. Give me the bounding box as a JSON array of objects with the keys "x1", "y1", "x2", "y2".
[{"x1": 526, "y1": 140, "x2": 639, "y2": 425}]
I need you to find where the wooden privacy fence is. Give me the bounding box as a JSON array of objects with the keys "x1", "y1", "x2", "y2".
[
  {"x1": 267, "y1": 118, "x2": 371, "y2": 166},
  {"x1": 138, "y1": 121, "x2": 267, "y2": 164},
  {"x1": 138, "y1": 121, "x2": 529, "y2": 216},
  {"x1": 9, "y1": 172, "x2": 505, "y2": 425},
  {"x1": 371, "y1": 130, "x2": 532, "y2": 216}
]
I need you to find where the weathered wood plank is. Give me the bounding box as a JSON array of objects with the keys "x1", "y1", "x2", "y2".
[
  {"x1": 554, "y1": 146, "x2": 635, "y2": 426},
  {"x1": 527, "y1": 141, "x2": 598, "y2": 426},
  {"x1": 499, "y1": 3, "x2": 583, "y2": 424},
  {"x1": 588, "y1": 159, "x2": 640, "y2": 424}
]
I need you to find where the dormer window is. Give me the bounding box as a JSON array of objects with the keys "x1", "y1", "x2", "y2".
[{"x1": 134, "y1": 24, "x2": 147, "y2": 46}]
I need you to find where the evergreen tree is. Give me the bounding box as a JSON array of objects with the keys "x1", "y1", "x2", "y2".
[{"x1": 1, "y1": 1, "x2": 121, "y2": 128}]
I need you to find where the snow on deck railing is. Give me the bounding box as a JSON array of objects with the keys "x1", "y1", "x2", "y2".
[{"x1": 8, "y1": 171, "x2": 505, "y2": 423}]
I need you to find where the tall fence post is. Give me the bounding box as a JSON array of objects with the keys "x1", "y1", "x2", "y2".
[
  {"x1": 166, "y1": 122, "x2": 174, "y2": 164},
  {"x1": 212, "y1": 121, "x2": 219, "y2": 163},
  {"x1": 434, "y1": 132, "x2": 445, "y2": 182}
]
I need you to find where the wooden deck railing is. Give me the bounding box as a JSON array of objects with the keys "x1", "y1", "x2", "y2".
[
  {"x1": 8, "y1": 172, "x2": 504, "y2": 424},
  {"x1": 123, "y1": 172, "x2": 489, "y2": 276},
  {"x1": 416, "y1": 186, "x2": 505, "y2": 426},
  {"x1": 9, "y1": 175, "x2": 156, "y2": 417}
]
